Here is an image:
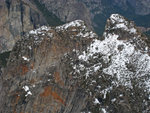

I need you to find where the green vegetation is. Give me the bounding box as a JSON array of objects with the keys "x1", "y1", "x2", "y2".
[
  {"x1": 33, "y1": 0, "x2": 64, "y2": 26},
  {"x1": 0, "y1": 51, "x2": 11, "y2": 67}
]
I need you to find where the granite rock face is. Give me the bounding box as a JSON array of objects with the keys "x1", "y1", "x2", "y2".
[
  {"x1": 37, "y1": 0, "x2": 150, "y2": 36},
  {"x1": 0, "y1": 0, "x2": 150, "y2": 53},
  {"x1": 0, "y1": 20, "x2": 97, "y2": 113},
  {"x1": 38, "y1": 0, "x2": 92, "y2": 30},
  {"x1": 0, "y1": 0, "x2": 47, "y2": 53},
  {"x1": 0, "y1": 14, "x2": 150, "y2": 113}
]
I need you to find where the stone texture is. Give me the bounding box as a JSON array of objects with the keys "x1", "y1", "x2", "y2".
[
  {"x1": 38, "y1": 0, "x2": 92, "y2": 30},
  {"x1": 0, "y1": 0, "x2": 150, "y2": 53},
  {"x1": 0, "y1": 20, "x2": 97, "y2": 113},
  {"x1": 0, "y1": 0, "x2": 47, "y2": 53},
  {"x1": 0, "y1": 15, "x2": 150, "y2": 113},
  {"x1": 37, "y1": 0, "x2": 150, "y2": 36}
]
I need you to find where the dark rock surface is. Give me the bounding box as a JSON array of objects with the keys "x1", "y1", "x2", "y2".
[
  {"x1": 38, "y1": 0, "x2": 92, "y2": 30},
  {"x1": 0, "y1": 0, "x2": 150, "y2": 53},
  {"x1": 0, "y1": 14, "x2": 150, "y2": 113},
  {"x1": 0, "y1": 20, "x2": 97, "y2": 113},
  {"x1": 37, "y1": 0, "x2": 150, "y2": 35}
]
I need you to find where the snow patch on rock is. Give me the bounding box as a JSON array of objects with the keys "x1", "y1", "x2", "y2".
[
  {"x1": 93, "y1": 98, "x2": 100, "y2": 104},
  {"x1": 23, "y1": 86, "x2": 32, "y2": 97},
  {"x1": 29, "y1": 26, "x2": 51, "y2": 35},
  {"x1": 78, "y1": 31, "x2": 150, "y2": 93},
  {"x1": 109, "y1": 14, "x2": 137, "y2": 34},
  {"x1": 56, "y1": 20, "x2": 84, "y2": 30},
  {"x1": 22, "y1": 56, "x2": 30, "y2": 61}
]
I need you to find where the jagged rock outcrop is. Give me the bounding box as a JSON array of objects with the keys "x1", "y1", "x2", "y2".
[
  {"x1": 0, "y1": 20, "x2": 97, "y2": 113},
  {"x1": 0, "y1": 0, "x2": 149, "y2": 53},
  {"x1": 0, "y1": 14, "x2": 150, "y2": 113},
  {"x1": 0, "y1": 0, "x2": 47, "y2": 53},
  {"x1": 37, "y1": 0, "x2": 150, "y2": 36}
]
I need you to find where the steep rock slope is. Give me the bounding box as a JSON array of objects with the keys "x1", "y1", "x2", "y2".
[
  {"x1": 37, "y1": 0, "x2": 92, "y2": 30},
  {"x1": 0, "y1": 0, "x2": 47, "y2": 53},
  {"x1": 0, "y1": 20, "x2": 97, "y2": 113},
  {"x1": 1, "y1": 0, "x2": 149, "y2": 53},
  {"x1": 38, "y1": 0, "x2": 150, "y2": 35},
  {"x1": 0, "y1": 14, "x2": 150, "y2": 113}
]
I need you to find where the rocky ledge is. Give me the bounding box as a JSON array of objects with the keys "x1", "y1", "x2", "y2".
[{"x1": 0, "y1": 14, "x2": 150, "y2": 113}]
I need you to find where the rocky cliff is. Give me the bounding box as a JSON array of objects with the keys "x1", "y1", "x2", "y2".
[
  {"x1": 0, "y1": 0, "x2": 150, "y2": 53},
  {"x1": 0, "y1": 14, "x2": 150, "y2": 113},
  {"x1": 37, "y1": 0, "x2": 92, "y2": 30},
  {"x1": 38, "y1": 0, "x2": 150, "y2": 35},
  {"x1": 0, "y1": 0, "x2": 64, "y2": 53},
  {"x1": 0, "y1": 0, "x2": 48, "y2": 53}
]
